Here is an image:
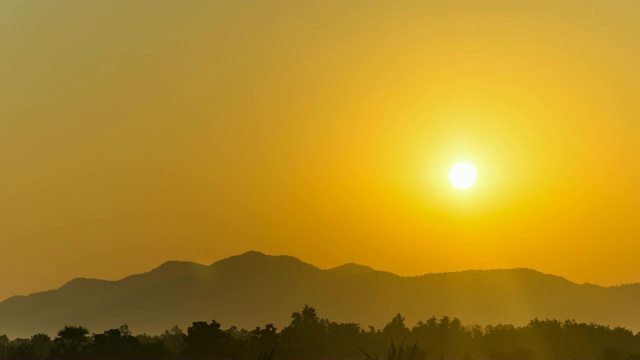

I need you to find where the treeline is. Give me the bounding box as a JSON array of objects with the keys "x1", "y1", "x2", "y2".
[{"x1": 1, "y1": 305, "x2": 640, "y2": 360}]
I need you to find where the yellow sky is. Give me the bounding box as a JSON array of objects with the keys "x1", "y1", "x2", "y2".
[{"x1": 1, "y1": 1, "x2": 639, "y2": 301}]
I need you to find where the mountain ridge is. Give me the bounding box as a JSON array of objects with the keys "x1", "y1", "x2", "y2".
[{"x1": 1, "y1": 251, "x2": 638, "y2": 338}]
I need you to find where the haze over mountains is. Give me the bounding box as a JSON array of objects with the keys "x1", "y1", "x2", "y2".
[{"x1": 1, "y1": 251, "x2": 639, "y2": 338}]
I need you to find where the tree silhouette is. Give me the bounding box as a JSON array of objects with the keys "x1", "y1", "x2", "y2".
[
  {"x1": 30, "y1": 334, "x2": 53, "y2": 359},
  {"x1": 326, "y1": 321, "x2": 361, "y2": 357},
  {"x1": 160, "y1": 325, "x2": 185, "y2": 355},
  {"x1": 279, "y1": 305, "x2": 328, "y2": 357},
  {"x1": 90, "y1": 325, "x2": 141, "y2": 358},
  {"x1": 412, "y1": 316, "x2": 468, "y2": 357},
  {"x1": 2, "y1": 306, "x2": 640, "y2": 359},
  {"x1": 48, "y1": 326, "x2": 90, "y2": 358},
  {"x1": 383, "y1": 314, "x2": 410, "y2": 342},
  {"x1": 180, "y1": 320, "x2": 230, "y2": 358},
  {"x1": 0, "y1": 334, "x2": 9, "y2": 359},
  {"x1": 8, "y1": 334, "x2": 53, "y2": 360},
  {"x1": 250, "y1": 323, "x2": 278, "y2": 355}
]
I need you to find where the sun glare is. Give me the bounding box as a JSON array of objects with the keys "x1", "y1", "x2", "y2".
[{"x1": 449, "y1": 162, "x2": 477, "y2": 190}]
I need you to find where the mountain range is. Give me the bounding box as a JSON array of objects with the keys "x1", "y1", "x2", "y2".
[{"x1": 1, "y1": 251, "x2": 639, "y2": 338}]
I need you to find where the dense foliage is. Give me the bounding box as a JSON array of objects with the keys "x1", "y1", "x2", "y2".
[{"x1": 1, "y1": 305, "x2": 640, "y2": 360}]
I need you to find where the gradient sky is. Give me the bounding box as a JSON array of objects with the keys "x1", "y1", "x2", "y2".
[{"x1": 1, "y1": 1, "x2": 639, "y2": 301}]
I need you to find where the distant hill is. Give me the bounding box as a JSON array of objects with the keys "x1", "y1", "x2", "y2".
[{"x1": 1, "y1": 251, "x2": 640, "y2": 338}]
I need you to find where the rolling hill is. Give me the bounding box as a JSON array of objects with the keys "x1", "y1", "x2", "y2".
[{"x1": 1, "y1": 251, "x2": 639, "y2": 338}]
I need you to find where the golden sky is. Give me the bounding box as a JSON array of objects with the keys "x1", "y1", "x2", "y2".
[{"x1": 1, "y1": 1, "x2": 639, "y2": 301}]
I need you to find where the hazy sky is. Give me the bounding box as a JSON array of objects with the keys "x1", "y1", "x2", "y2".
[{"x1": 2, "y1": 1, "x2": 640, "y2": 301}]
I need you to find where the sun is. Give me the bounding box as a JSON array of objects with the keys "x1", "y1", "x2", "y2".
[{"x1": 449, "y1": 162, "x2": 477, "y2": 190}]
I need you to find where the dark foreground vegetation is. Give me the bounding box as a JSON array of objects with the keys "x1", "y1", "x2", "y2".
[{"x1": 1, "y1": 305, "x2": 640, "y2": 360}]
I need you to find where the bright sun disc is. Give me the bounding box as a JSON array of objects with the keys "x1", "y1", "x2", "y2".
[{"x1": 449, "y1": 162, "x2": 477, "y2": 190}]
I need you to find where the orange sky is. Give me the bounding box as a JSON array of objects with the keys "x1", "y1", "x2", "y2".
[{"x1": 1, "y1": 1, "x2": 639, "y2": 301}]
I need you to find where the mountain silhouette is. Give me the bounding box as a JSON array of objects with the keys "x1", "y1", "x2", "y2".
[{"x1": 1, "y1": 251, "x2": 639, "y2": 338}]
